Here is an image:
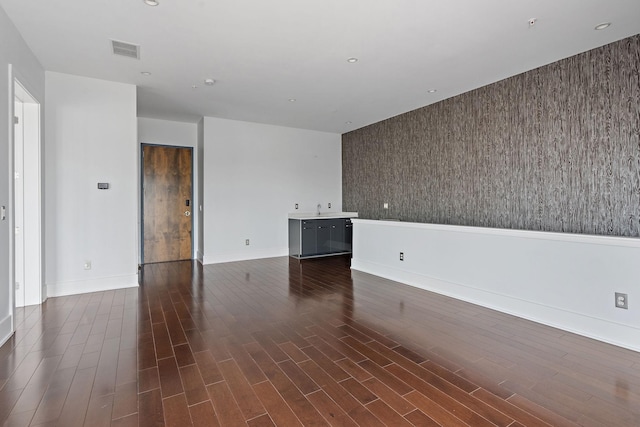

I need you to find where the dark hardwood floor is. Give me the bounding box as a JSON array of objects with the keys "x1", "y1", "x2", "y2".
[{"x1": 1, "y1": 256, "x2": 638, "y2": 426}]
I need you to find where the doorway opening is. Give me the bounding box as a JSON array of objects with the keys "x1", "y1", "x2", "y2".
[{"x1": 13, "y1": 79, "x2": 42, "y2": 308}]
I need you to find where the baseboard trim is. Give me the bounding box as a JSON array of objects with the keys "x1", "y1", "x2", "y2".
[
  {"x1": 203, "y1": 247, "x2": 288, "y2": 265},
  {"x1": 0, "y1": 314, "x2": 13, "y2": 348},
  {"x1": 351, "y1": 259, "x2": 640, "y2": 353},
  {"x1": 47, "y1": 274, "x2": 139, "y2": 298}
]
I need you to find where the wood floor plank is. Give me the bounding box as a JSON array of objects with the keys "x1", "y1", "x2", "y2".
[
  {"x1": 173, "y1": 343, "x2": 195, "y2": 367},
  {"x1": 111, "y1": 380, "x2": 138, "y2": 420},
  {"x1": 217, "y1": 359, "x2": 266, "y2": 420},
  {"x1": 55, "y1": 366, "x2": 96, "y2": 426},
  {"x1": 366, "y1": 398, "x2": 414, "y2": 427},
  {"x1": 192, "y1": 350, "x2": 223, "y2": 386},
  {"x1": 244, "y1": 343, "x2": 329, "y2": 426},
  {"x1": 246, "y1": 413, "x2": 275, "y2": 427},
  {"x1": 404, "y1": 390, "x2": 470, "y2": 427},
  {"x1": 471, "y1": 387, "x2": 554, "y2": 427},
  {"x1": 252, "y1": 380, "x2": 304, "y2": 427},
  {"x1": 138, "y1": 366, "x2": 160, "y2": 393},
  {"x1": 85, "y1": 393, "x2": 113, "y2": 427},
  {"x1": 111, "y1": 413, "x2": 138, "y2": 427},
  {"x1": 157, "y1": 357, "x2": 184, "y2": 398},
  {"x1": 207, "y1": 381, "x2": 252, "y2": 427},
  {"x1": 338, "y1": 377, "x2": 378, "y2": 405},
  {"x1": 403, "y1": 408, "x2": 442, "y2": 426},
  {"x1": 278, "y1": 359, "x2": 320, "y2": 395},
  {"x1": 386, "y1": 362, "x2": 501, "y2": 427},
  {"x1": 361, "y1": 377, "x2": 416, "y2": 416},
  {"x1": 224, "y1": 338, "x2": 268, "y2": 385},
  {"x1": 28, "y1": 366, "x2": 75, "y2": 425},
  {"x1": 306, "y1": 389, "x2": 358, "y2": 427},
  {"x1": 179, "y1": 364, "x2": 208, "y2": 406},
  {"x1": 162, "y1": 393, "x2": 192, "y2": 427},
  {"x1": 188, "y1": 400, "x2": 221, "y2": 427},
  {"x1": 298, "y1": 359, "x2": 361, "y2": 415}
]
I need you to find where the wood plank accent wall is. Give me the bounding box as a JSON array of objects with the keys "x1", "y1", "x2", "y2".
[{"x1": 342, "y1": 35, "x2": 640, "y2": 237}]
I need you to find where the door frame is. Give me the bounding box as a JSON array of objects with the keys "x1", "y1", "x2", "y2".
[
  {"x1": 7, "y1": 65, "x2": 43, "y2": 337},
  {"x1": 13, "y1": 79, "x2": 42, "y2": 307},
  {"x1": 140, "y1": 143, "x2": 194, "y2": 264}
]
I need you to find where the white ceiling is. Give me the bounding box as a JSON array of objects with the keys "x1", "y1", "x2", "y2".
[{"x1": 1, "y1": 0, "x2": 639, "y2": 134}]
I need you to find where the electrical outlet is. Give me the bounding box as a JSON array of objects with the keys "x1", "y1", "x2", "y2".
[
  {"x1": 328, "y1": 202, "x2": 331, "y2": 209},
  {"x1": 84, "y1": 261, "x2": 92, "y2": 270},
  {"x1": 384, "y1": 202, "x2": 389, "y2": 209},
  {"x1": 245, "y1": 239, "x2": 250, "y2": 246},
  {"x1": 295, "y1": 203, "x2": 298, "y2": 209},
  {"x1": 615, "y1": 292, "x2": 628, "y2": 309},
  {"x1": 399, "y1": 252, "x2": 404, "y2": 261},
  {"x1": 15, "y1": 281, "x2": 20, "y2": 290}
]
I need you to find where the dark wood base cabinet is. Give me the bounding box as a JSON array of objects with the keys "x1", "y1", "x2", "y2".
[{"x1": 289, "y1": 218, "x2": 353, "y2": 258}]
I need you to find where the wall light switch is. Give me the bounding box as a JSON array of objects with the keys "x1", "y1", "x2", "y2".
[
  {"x1": 383, "y1": 203, "x2": 389, "y2": 209},
  {"x1": 0, "y1": 206, "x2": 5, "y2": 220}
]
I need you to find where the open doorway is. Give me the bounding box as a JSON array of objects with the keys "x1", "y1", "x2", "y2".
[{"x1": 13, "y1": 79, "x2": 42, "y2": 307}]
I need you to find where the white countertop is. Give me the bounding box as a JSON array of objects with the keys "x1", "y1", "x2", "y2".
[{"x1": 288, "y1": 212, "x2": 358, "y2": 220}]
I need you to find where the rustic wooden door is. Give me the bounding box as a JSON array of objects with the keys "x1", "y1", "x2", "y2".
[{"x1": 142, "y1": 144, "x2": 193, "y2": 263}]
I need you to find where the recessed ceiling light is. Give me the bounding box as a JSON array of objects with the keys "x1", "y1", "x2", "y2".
[
  {"x1": 427, "y1": 89, "x2": 437, "y2": 93},
  {"x1": 191, "y1": 85, "x2": 198, "y2": 89},
  {"x1": 141, "y1": 71, "x2": 151, "y2": 76},
  {"x1": 345, "y1": 121, "x2": 352, "y2": 125},
  {"x1": 595, "y1": 22, "x2": 611, "y2": 30},
  {"x1": 347, "y1": 57, "x2": 358, "y2": 63},
  {"x1": 204, "y1": 78, "x2": 215, "y2": 86},
  {"x1": 144, "y1": 0, "x2": 159, "y2": 6},
  {"x1": 288, "y1": 98, "x2": 296, "y2": 102},
  {"x1": 528, "y1": 18, "x2": 537, "y2": 27}
]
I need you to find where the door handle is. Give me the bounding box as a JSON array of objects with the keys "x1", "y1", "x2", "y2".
[{"x1": 184, "y1": 211, "x2": 191, "y2": 217}]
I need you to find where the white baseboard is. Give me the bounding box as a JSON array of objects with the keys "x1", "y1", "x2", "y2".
[
  {"x1": 0, "y1": 314, "x2": 13, "y2": 348},
  {"x1": 352, "y1": 258, "x2": 640, "y2": 353},
  {"x1": 47, "y1": 274, "x2": 139, "y2": 298},
  {"x1": 203, "y1": 246, "x2": 288, "y2": 265}
]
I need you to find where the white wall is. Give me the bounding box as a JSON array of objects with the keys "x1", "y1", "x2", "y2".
[
  {"x1": 45, "y1": 72, "x2": 138, "y2": 297},
  {"x1": 0, "y1": 5, "x2": 45, "y2": 346},
  {"x1": 203, "y1": 117, "x2": 341, "y2": 263},
  {"x1": 352, "y1": 219, "x2": 640, "y2": 352},
  {"x1": 138, "y1": 117, "x2": 199, "y2": 262}
]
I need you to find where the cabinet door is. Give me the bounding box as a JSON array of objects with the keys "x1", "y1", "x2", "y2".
[
  {"x1": 344, "y1": 219, "x2": 353, "y2": 252},
  {"x1": 329, "y1": 219, "x2": 345, "y2": 252},
  {"x1": 317, "y1": 223, "x2": 331, "y2": 254},
  {"x1": 301, "y1": 221, "x2": 317, "y2": 256}
]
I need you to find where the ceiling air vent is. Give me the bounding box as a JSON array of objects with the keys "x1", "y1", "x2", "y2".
[{"x1": 111, "y1": 40, "x2": 140, "y2": 59}]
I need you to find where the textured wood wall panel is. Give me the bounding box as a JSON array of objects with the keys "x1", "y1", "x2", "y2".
[{"x1": 343, "y1": 35, "x2": 640, "y2": 237}]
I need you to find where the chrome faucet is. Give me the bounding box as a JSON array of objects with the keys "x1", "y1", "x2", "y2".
[{"x1": 317, "y1": 203, "x2": 321, "y2": 215}]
